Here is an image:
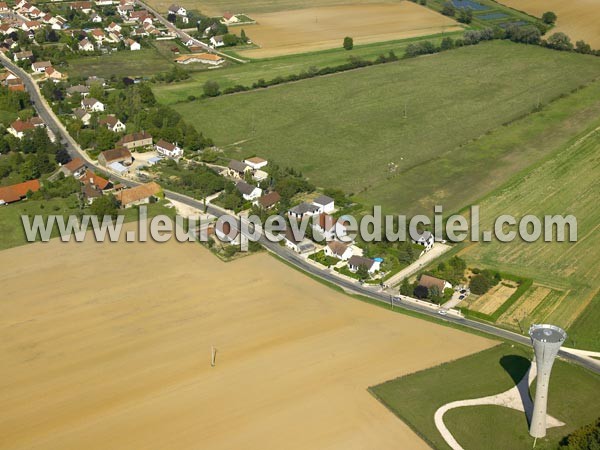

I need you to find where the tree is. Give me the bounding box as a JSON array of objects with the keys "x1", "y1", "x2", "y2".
[
  {"x1": 542, "y1": 11, "x2": 557, "y2": 25},
  {"x1": 441, "y1": 1, "x2": 455, "y2": 17},
  {"x1": 203, "y1": 80, "x2": 220, "y2": 97},
  {"x1": 222, "y1": 33, "x2": 238, "y2": 46},
  {"x1": 413, "y1": 285, "x2": 429, "y2": 299},
  {"x1": 546, "y1": 32, "x2": 573, "y2": 51},
  {"x1": 356, "y1": 265, "x2": 369, "y2": 280},
  {"x1": 400, "y1": 278, "x2": 412, "y2": 296},
  {"x1": 240, "y1": 28, "x2": 247, "y2": 42},
  {"x1": 575, "y1": 40, "x2": 592, "y2": 54},
  {"x1": 90, "y1": 193, "x2": 119, "y2": 217},
  {"x1": 559, "y1": 416, "x2": 600, "y2": 449},
  {"x1": 440, "y1": 36, "x2": 455, "y2": 51},
  {"x1": 470, "y1": 274, "x2": 492, "y2": 295},
  {"x1": 343, "y1": 36, "x2": 353, "y2": 51},
  {"x1": 457, "y1": 8, "x2": 473, "y2": 24}
]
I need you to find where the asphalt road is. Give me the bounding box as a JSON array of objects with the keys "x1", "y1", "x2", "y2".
[{"x1": 2, "y1": 56, "x2": 598, "y2": 375}]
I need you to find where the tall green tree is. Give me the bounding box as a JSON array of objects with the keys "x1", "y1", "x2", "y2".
[{"x1": 343, "y1": 36, "x2": 354, "y2": 50}]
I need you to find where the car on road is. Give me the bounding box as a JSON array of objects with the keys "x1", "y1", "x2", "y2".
[
  {"x1": 460, "y1": 289, "x2": 467, "y2": 294},
  {"x1": 459, "y1": 295, "x2": 465, "y2": 300},
  {"x1": 437, "y1": 309, "x2": 447, "y2": 316}
]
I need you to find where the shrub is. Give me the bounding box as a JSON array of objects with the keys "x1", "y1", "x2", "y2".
[
  {"x1": 203, "y1": 80, "x2": 220, "y2": 97},
  {"x1": 541, "y1": 11, "x2": 557, "y2": 25},
  {"x1": 343, "y1": 36, "x2": 354, "y2": 50},
  {"x1": 470, "y1": 274, "x2": 491, "y2": 295}
]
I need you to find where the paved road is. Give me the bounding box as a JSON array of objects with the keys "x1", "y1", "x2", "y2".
[{"x1": 3, "y1": 55, "x2": 598, "y2": 376}]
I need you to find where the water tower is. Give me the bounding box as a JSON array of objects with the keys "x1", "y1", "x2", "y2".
[{"x1": 529, "y1": 324, "x2": 567, "y2": 438}]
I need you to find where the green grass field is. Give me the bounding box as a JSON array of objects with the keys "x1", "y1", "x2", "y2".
[
  {"x1": 459, "y1": 123, "x2": 600, "y2": 350},
  {"x1": 0, "y1": 199, "x2": 175, "y2": 251},
  {"x1": 151, "y1": 0, "x2": 403, "y2": 15},
  {"x1": 370, "y1": 343, "x2": 600, "y2": 450},
  {"x1": 173, "y1": 41, "x2": 600, "y2": 216},
  {"x1": 66, "y1": 47, "x2": 176, "y2": 79},
  {"x1": 152, "y1": 33, "x2": 463, "y2": 104}
]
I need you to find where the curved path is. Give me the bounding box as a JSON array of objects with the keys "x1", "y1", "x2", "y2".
[{"x1": 434, "y1": 361, "x2": 564, "y2": 450}]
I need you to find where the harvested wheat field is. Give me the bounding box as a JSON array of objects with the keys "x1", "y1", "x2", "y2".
[
  {"x1": 469, "y1": 282, "x2": 518, "y2": 315},
  {"x1": 238, "y1": 3, "x2": 462, "y2": 58},
  {"x1": 500, "y1": 0, "x2": 600, "y2": 48},
  {"x1": 0, "y1": 226, "x2": 495, "y2": 450}
]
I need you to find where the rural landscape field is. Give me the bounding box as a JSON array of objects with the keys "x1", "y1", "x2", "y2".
[
  {"x1": 499, "y1": 0, "x2": 600, "y2": 47},
  {"x1": 0, "y1": 233, "x2": 494, "y2": 449},
  {"x1": 235, "y1": 4, "x2": 462, "y2": 58},
  {"x1": 1, "y1": 0, "x2": 600, "y2": 448},
  {"x1": 179, "y1": 41, "x2": 600, "y2": 215}
]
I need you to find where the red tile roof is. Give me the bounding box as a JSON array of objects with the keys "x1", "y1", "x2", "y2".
[{"x1": 0, "y1": 179, "x2": 41, "y2": 203}]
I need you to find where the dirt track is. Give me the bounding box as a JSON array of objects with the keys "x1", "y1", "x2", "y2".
[
  {"x1": 239, "y1": 3, "x2": 462, "y2": 58},
  {"x1": 500, "y1": 0, "x2": 600, "y2": 48},
  {"x1": 0, "y1": 226, "x2": 494, "y2": 449}
]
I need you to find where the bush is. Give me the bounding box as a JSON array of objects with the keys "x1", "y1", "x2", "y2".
[
  {"x1": 470, "y1": 274, "x2": 491, "y2": 295},
  {"x1": 343, "y1": 36, "x2": 354, "y2": 50},
  {"x1": 559, "y1": 417, "x2": 600, "y2": 449},
  {"x1": 541, "y1": 11, "x2": 557, "y2": 25},
  {"x1": 203, "y1": 80, "x2": 220, "y2": 97},
  {"x1": 545, "y1": 32, "x2": 573, "y2": 51}
]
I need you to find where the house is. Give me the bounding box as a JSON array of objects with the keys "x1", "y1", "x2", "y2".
[
  {"x1": 73, "y1": 108, "x2": 91, "y2": 125},
  {"x1": 81, "y1": 169, "x2": 111, "y2": 190},
  {"x1": 227, "y1": 160, "x2": 251, "y2": 178},
  {"x1": 31, "y1": 60, "x2": 52, "y2": 73},
  {"x1": 0, "y1": 179, "x2": 41, "y2": 205},
  {"x1": 66, "y1": 84, "x2": 90, "y2": 97},
  {"x1": 95, "y1": 0, "x2": 113, "y2": 6},
  {"x1": 124, "y1": 38, "x2": 140, "y2": 50},
  {"x1": 244, "y1": 156, "x2": 267, "y2": 170},
  {"x1": 0, "y1": 2, "x2": 9, "y2": 11},
  {"x1": 221, "y1": 12, "x2": 239, "y2": 25},
  {"x1": 413, "y1": 230, "x2": 434, "y2": 251},
  {"x1": 13, "y1": 50, "x2": 33, "y2": 62},
  {"x1": 288, "y1": 202, "x2": 320, "y2": 220},
  {"x1": 81, "y1": 97, "x2": 104, "y2": 112},
  {"x1": 1, "y1": 24, "x2": 18, "y2": 35},
  {"x1": 129, "y1": 10, "x2": 151, "y2": 22},
  {"x1": 106, "y1": 22, "x2": 121, "y2": 32},
  {"x1": 418, "y1": 274, "x2": 453, "y2": 294},
  {"x1": 284, "y1": 228, "x2": 315, "y2": 254},
  {"x1": 29, "y1": 117, "x2": 45, "y2": 128},
  {"x1": 312, "y1": 195, "x2": 334, "y2": 214},
  {"x1": 313, "y1": 213, "x2": 344, "y2": 241},
  {"x1": 8, "y1": 119, "x2": 35, "y2": 138},
  {"x1": 116, "y1": 131, "x2": 153, "y2": 150},
  {"x1": 324, "y1": 241, "x2": 353, "y2": 261},
  {"x1": 210, "y1": 35, "x2": 224, "y2": 47},
  {"x1": 59, "y1": 157, "x2": 87, "y2": 178},
  {"x1": 235, "y1": 180, "x2": 262, "y2": 201},
  {"x1": 347, "y1": 255, "x2": 380, "y2": 275},
  {"x1": 255, "y1": 191, "x2": 280, "y2": 210},
  {"x1": 99, "y1": 115, "x2": 126, "y2": 133},
  {"x1": 117, "y1": 3, "x2": 133, "y2": 15},
  {"x1": 21, "y1": 20, "x2": 41, "y2": 31},
  {"x1": 115, "y1": 182, "x2": 161, "y2": 208},
  {"x1": 90, "y1": 12, "x2": 102, "y2": 22},
  {"x1": 70, "y1": 1, "x2": 93, "y2": 13},
  {"x1": 253, "y1": 169, "x2": 268, "y2": 182},
  {"x1": 168, "y1": 4, "x2": 186, "y2": 15},
  {"x1": 81, "y1": 182, "x2": 103, "y2": 204},
  {"x1": 155, "y1": 139, "x2": 182, "y2": 159},
  {"x1": 98, "y1": 147, "x2": 132, "y2": 167},
  {"x1": 45, "y1": 66, "x2": 65, "y2": 81},
  {"x1": 91, "y1": 28, "x2": 105, "y2": 42},
  {"x1": 78, "y1": 36, "x2": 95, "y2": 50},
  {"x1": 214, "y1": 219, "x2": 240, "y2": 245}
]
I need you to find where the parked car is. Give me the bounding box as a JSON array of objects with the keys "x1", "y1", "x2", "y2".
[{"x1": 459, "y1": 295, "x2": 465, "y2": 300}]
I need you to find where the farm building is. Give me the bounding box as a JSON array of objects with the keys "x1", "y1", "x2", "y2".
[
  {"x1": 243, "y1": 157, "x2": 268, "y2": 170},
  {"x1": 116, "y1": 131, "x2": 153, "y2": 150},
  {"x1": 115, "y1": 182, "x2": 162, "y2": 208},
  {"x1": 0, "y1": 179, "x2": 41, "y2": 205},
  {"x1": 98, "y1": 147, "x2": 132, "y2": 167},
  {"x1": 174, "y1": 53, "x2": 224, "y2": 66}
]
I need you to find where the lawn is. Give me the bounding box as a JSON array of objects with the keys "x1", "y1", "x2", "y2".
[
  {"x1": 152, "y1": 32, "x2": 464, "y2": 104},
  {"x1": 147, "y1": 0, "x2": 404, "y2": 16},
  {"x1": 458, "y1": 122, "x2": 600, "y2": 350},
  {"x1": 370, "y1": 343, "x2": 600, "y2": 450},
  {"x1": 0, "y1": 198, "x2": 175, "y2": 251},
  {"x1": 173, "y1": 41, "x2": 600, "y2": 216},
  {"x1": 66, "y1": 47, "x2": 176, "y2": 79}
]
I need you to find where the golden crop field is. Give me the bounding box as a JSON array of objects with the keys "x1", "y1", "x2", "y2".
[
  {"x1": 238, "y1": 3, "x2": 462, "y2": 58},
  {"x1": 0, "y1": 227, "x2": 494, "y2": 450},
  {"x1": 500, "y1": 0, "x2": 600, "y2": 48}
]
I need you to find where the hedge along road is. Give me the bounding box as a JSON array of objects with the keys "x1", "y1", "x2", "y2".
[{"x1": 2, "y1": 54, "x2": 599, "y2": 376}]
